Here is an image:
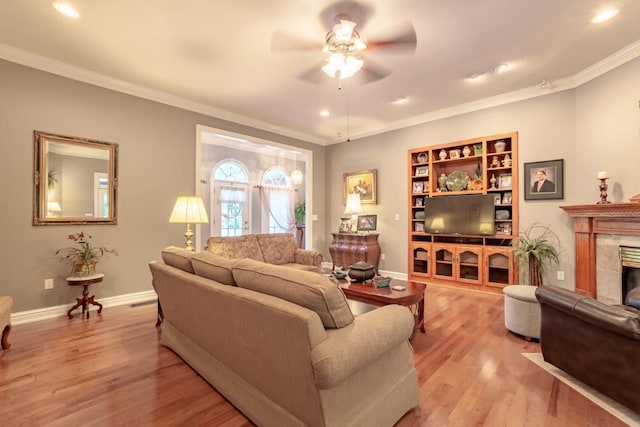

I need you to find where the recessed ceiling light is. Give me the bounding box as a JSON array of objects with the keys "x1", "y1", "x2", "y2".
[
  {"x1": 52, "y1": 1, "x2": 80, "y2": 18},
  {"x1": 468, "y1": 72, "x2": 485, "y2": 81},
  {"x1": 592, "y1": 9, "x2": 618, "y2": 23},
  {"x1": 493, "y1": 63, "x2": 509, "y2": 74},
  {"x1": 392, "y1": 97, "x2": 409, "y2": 105},
  {"x1": 320, "y1": 110, "x2": 330, "y2": 117}
]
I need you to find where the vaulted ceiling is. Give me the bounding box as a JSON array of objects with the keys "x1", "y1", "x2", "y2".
[{"x1": 1, "y1": 1, "x2": 640, "y2": 145}]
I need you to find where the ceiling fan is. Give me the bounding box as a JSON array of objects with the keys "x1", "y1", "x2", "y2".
[{"x1": 271, "y1": 3, "x2": 417, "y2": 86}]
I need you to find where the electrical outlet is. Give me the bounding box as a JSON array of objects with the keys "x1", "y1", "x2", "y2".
[
  {"x1": 394, "y1": 214, "x2": 400, "y2": 221},
  {"x1": 44, "y1": 278, "x2": 54, "y2": 289},
  {"x1": 557, "y1": 271, "x2": 565, "y2": 281},
  {"x1": 381, "y1": 253, "x2": 386, "y2": 261}
]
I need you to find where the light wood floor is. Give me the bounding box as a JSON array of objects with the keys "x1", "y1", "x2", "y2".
[{"x1": 0, "y1": 285, "x2": 628, "y2": 426}]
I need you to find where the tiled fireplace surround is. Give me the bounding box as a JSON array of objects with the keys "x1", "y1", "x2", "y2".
[{"x1": 562, "y1": 203, "x2": 640, "y2": 305}]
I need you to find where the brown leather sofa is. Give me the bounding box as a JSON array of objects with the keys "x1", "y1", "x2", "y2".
[{"x1": 535, "y1": 285, "x2": 640, "y2": 414}]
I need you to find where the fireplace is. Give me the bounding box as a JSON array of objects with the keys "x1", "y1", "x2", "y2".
[
  {"x1": 561, "y1": 203, "x2": 640, "y2": 300},
  {"x1": 620, "y1": 245, "x2": 640, "y2": 303}
]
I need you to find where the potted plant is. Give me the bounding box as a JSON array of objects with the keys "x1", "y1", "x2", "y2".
[
  {"x1": 513, "y1": 223, "x2": 560, "y2": 286},
  {"x1": 56, "y1": 231, "x2": 117, "y2": 276},
  {"x1": 295, "y1": 202, "x2": 305, "y2": 226}
]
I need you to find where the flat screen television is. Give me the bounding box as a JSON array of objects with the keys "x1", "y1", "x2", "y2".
[{"x1": 424, "y1": 194, "x2": 495, "y2": 235}]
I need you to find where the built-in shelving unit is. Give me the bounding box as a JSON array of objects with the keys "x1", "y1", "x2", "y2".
[{"x1": 408, "y1": 132, "x2": 519, "y2": 291}]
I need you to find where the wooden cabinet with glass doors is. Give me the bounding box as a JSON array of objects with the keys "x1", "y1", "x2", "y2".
[{"x1": 408, "y1": 132, "x2": 519, "y2": 292}]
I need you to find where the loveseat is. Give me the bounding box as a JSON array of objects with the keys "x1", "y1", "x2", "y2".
[
  {"x1": 205, "y1": 233, "x2": 322, "y2": 272},
  {"x1": 535, "y1": 285, "x2": 640, "y2": 413},
  {"x1": 149, "y1": 246, "x2": 419, "y2": 427}
]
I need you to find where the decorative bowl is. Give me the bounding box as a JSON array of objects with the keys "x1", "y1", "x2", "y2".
[
  {"x1": 332, "y1": 270, "x2": 348, "y2": 279},
  {"x1": 373, "y1": 276, "x2": 392, "y2": 288}
]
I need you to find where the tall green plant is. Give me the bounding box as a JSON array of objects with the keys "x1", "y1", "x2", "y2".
[
  {"x1": 295, "y1": 202, "x2": 305, "y2": 225},
  {"x1": 513, "y1": 223, "x2": 560, "y2": 286}
]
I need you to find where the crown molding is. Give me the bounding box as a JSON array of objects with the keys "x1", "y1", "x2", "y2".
[
  {"x1": 0, "y1": 44, "x2": 325, "y2": 145},
  {"x1": 340, "y1": 39, "x2": 640, "y2": 144},
  {"x1": 2, "y1": 39, "x2": 639, "y2": 147}
]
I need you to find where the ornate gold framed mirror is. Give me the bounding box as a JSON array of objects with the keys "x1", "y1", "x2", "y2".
[{"x1": 33, "y1": 131, "x2": 119, "y2": 225}]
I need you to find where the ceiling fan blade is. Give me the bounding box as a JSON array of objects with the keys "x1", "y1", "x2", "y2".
[
  {"x1": 297, "y1": 62, "x2": 333, "y2": 85},
  {"x1": 357, "y1": 60, "x2": 390, "y2": 84},
  {"x1": 271, "y1": 31, "x2": 323, "y2": 52},
  {"x1": 367, "y1": 22, "x2": 417, "y2": 54}
]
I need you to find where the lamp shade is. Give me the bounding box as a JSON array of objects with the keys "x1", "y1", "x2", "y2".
[
  {"x1": 169, "y1": 196, "x2": 209, "y2": 224},
  {"x1": 344, "y1": 193, "x2": 363, "y2": 215}
]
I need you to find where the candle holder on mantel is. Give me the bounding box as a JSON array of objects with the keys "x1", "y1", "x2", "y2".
[{"x1": 597, "y1": 178, "x2": 611, "y2": 204}]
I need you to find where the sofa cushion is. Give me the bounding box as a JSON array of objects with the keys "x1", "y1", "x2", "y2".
[
  {"x1": 161, "y1": 246, "x2": 195, "y2": 273},
  {"x1": 191, "y1": 252, "x2": 239, "y2": 286},
  {"x1": 255, "y1": 233, "x2": 297, "y2": 265},
  {"x1": 232, "y1": 258, "x2": 354, "y2": 328},
  {"x1": 205, "y1": 235, "x2": 265, "y2": 262}
]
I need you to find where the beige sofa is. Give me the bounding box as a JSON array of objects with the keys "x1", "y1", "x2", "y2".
[
  {"x1": 205, "y1": 233, "x2": 322, "y2": 272},
  {"x1": 149, "y1": 247, "x2": 419, "y2": 427}
]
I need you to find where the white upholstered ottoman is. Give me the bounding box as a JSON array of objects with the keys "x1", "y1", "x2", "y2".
[{"x1": 503, "y1": 285, "x2": 540, "y2": 340}]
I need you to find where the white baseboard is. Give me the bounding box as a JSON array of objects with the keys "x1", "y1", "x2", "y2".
[{"x1": 11, "y1": 290, "x2": 158, "y2": 326}]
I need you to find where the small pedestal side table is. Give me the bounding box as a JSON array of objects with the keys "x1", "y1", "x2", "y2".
[{"x1": 66, "y1": 273, "x2": 104, "y2": 319}]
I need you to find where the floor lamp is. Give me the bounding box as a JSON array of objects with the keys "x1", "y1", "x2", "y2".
[{"x1": 169, "y1": 196, "x2": 209, "y2": 251}]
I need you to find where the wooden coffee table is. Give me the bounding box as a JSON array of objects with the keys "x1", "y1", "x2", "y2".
[{"x1": 339, "y1": 278, "x2": 426, "y2": 337}]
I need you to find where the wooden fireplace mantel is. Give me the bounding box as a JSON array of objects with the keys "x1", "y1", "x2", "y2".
[{"x1": 560, "y1": 203, "x2": 640, "y2": 297}]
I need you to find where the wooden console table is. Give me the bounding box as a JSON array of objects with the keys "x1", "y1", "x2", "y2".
[
  {"x1": 66, "y1": 273, "x2": 104, "y2": 319},
  {"x1": 329, "y1": 233, "x2": 381, "y2": 272}
]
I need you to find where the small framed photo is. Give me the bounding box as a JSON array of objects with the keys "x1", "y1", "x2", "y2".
[
  {"x1": 499, "y1": 173, "x2": 512, "y2": 189},
  {"x1": 502, "y1": 192, "x2": 512, "y2": 204},
  {"x1": 415, "y1": 197, "x2": 424, "y2": 207},
  {"x1": 415, "y1": 166, "x2": 429, "y2": 177},
  {"x1": 339, "y1": 217, "x2": 351, "y2": 233},
  {"x1": 493, "y1": 194, "x2": 501, "y2": 205},
  {"x1": 524, "y1": 159, "x2": 564, "y2": 200},
  {"x1": 357, "y1": 214, "x2": 377, "y2": 232},
  {"x1": 414, "y1": 222, "x2": 425, "y2": 232},
  {"x1": 413, "y1": 181, "x2": 424, "y2": 194}
]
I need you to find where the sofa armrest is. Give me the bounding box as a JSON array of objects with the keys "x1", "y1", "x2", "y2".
[
  {"x1": 310, "y1": 304, "x2": 414, "y2": 389},
  {"x1": 536, "y1": 285, "x2": 640, "y2": 339},
  {"x1": 294, "y1": 248, "x2": 322, "y2": 267}
]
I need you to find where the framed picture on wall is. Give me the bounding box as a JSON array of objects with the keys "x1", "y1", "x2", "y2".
[
  {"x1": 344, "y1": 169, "x2": 377, "y2": 204},
  {"x1": 524, "y1": 159, "x2": 564, "y2": 200}
]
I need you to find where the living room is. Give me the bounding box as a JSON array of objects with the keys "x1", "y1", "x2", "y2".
[{"x1": 2, "y1": 1, "x2": 640, "y2": 425}]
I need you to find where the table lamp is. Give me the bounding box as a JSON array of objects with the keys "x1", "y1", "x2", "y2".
[
  {"x1": 169, "y1": 196, "x2": 209, "y2": 251},
  {"x1": 344, "y1": 193, "x2": 362, "y2": 233}
]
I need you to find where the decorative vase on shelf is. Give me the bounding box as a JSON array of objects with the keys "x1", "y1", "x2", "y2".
[
  {"x1": 494, "y1": 140, "x2": 506, "y2": 153},
  {"x1": 490, "y1": 174, "x2": 497, "y2": 189},
  {"x1": 438, "y1": 173, "x2": 448, "y2": 190},
  {"x1": 462, "y1": 146, "x2": 471, "y2": 157},
  {"x1": 439, "y1": 149, "x2": 447, "y2": 160}
]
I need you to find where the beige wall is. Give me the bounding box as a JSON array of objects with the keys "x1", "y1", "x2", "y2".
[
  {"x1": 2, "y1": 53, "x2": 639, "y2": 313},
  {"x1": 0, "y1": 60, "x2": 326, "y2": 312},
  {"x1": 326, "y1": 55, "x2": 640, "y2": 287}
]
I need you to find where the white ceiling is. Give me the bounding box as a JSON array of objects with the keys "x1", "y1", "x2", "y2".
[{"x1": 2, "y1": 1, "x2": 640, "y2": 145}]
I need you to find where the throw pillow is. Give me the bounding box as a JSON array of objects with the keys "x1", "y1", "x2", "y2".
[
  {"x1": 232, "y1": 258, "x2": 354, "y2": 328},
  {"x1": 161, "y1": 246, "x2": 195, "y2": 273},
  {"x1": 191, "y1": 252, "x2": 238, "y2": 286},
  {"x1": 256, "y1": 233, "x2": 296, "y2": 265}
]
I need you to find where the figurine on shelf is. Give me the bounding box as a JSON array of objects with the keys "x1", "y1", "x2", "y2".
[
  {"x1": 490, "y1": 174, "x2": 497, "y2": 189},
  {"x1": 491, "y1": 157, "x2": 500, "y2": 168},
  {"x1": 462, "y1": 146, "x2": 471, "y2": 157},
  {"x1": 439, "y1": 149, "x2": 447, "y2": 160},
  {"x1": 438, "y1": 173, "x2": 448, "y2": 191},
  {"x1": 502, "y1": 154, "x2": 512, "y2": 167}
]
